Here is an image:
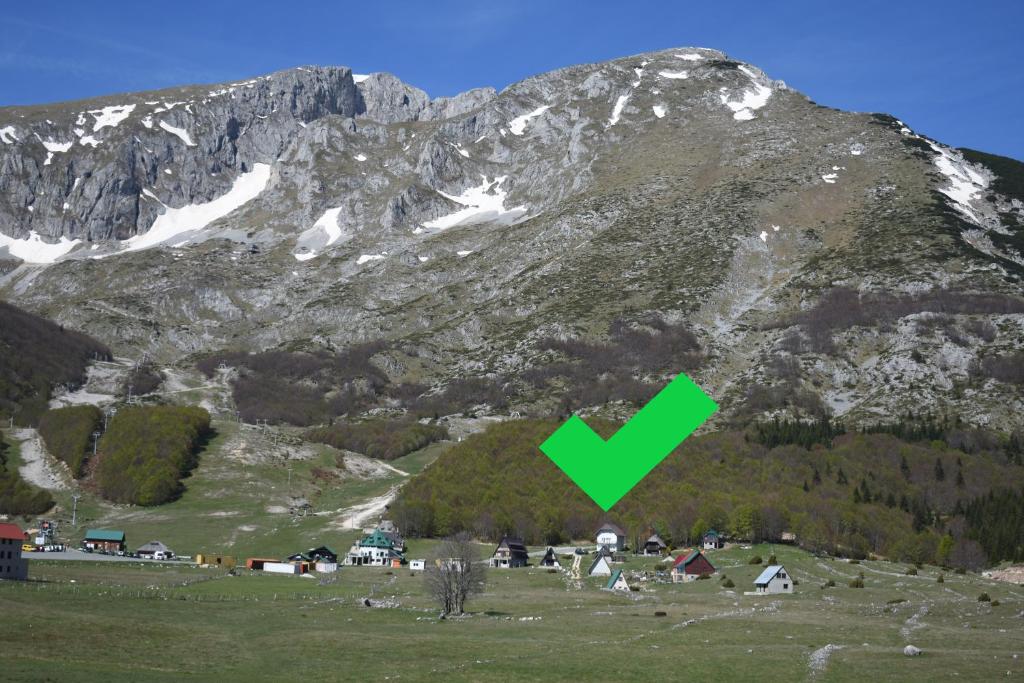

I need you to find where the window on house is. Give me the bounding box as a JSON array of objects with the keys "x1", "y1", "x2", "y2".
[{"x1": 783, "y1": 583, "x2": 789, "y2": 589}]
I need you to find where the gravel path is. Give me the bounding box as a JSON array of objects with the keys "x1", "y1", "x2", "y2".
[{"x1": 12, "y1": 428, "x2": 69, "y2": 491}]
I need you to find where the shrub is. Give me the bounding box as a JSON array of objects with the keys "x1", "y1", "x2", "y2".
[
  {"x1": 887, "y1": 598, "x2": 908, "y2": 604},
  {"x1": 749, "y1": 555, "x2": 763, "y2": 565},
  {"x1": 849, "y1": 578, "x2": 865, "y2": 588},
  {"x1": 824, "y1": 579, "x2": 836, "y2": 588},
  {"x1": 955, "y1": 567, "x2": 967, "y2": 575},
  {"x1": 697, "y1": 573, "x2": 711, "y2": 580},
  {"x1": 654, "y1": 611, "x2": 667, "y2": 617},
  {"x1": 0, "y1": 438, "x2": 54, "y2": 515},
  {"x1": 849, "y1": 559, "x2": 861, "y2": 565},
  {"x1": 653, "y1": 563, "x2": 667, "y2": 572},
  {"x1": 95, "y1": 405, "x2": 211, "y2": 505},
  {"x1": 937, "y1": 574, "x2": 945, "y2": 583},
  {"x1": 722, "y1": 578, "x2": 736, "y2": 588},
  {"x1": 905, "y1": 567, "x2": 918, "y2": 576},
  {"x1": 37, "y1": 405, "x2": 102, "y2": 477},
  {"x1": 767, "y1": 554, "x2": 777, "y2": 565},
  {"x1": 546, "y1": 568, "x2": 558, "y2": 574},
  {"x1": 305, "y1": 419, "x2": 449, "y2": 460},
  {"x1": 991, "y1": 599, "x2": 1000, "y2": 606},
  {"x1": 977, "y1": 592, "x2": 991, "y2": 602}
]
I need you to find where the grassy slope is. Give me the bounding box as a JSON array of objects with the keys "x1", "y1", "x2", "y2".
[
  {"x1": 38, "y1": 420, "x2": 449, "y2": 559},
  {"x1": 0, "y1": 543, "x2": 1021, "y2": 681}
]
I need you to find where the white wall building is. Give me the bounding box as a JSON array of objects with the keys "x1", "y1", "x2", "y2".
[{"x1": 753, "y1": 565, "x2": 793, "y2": 594}]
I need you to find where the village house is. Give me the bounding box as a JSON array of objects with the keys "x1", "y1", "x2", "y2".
[
  {"x1": 642, "y1": 533, "x2": 667, "y2": 556},
  {"x1": 671, "y1": 549, "x2": 716, "y2": 583},
  {"x1": 83, "y1": 529, "x2": 126, "y2": 553},
  {"x1": 136, "y1": 540, "x2": 174, "y2": 560},
  {"x1": 753, "y1": 565, "x2": 793, "y2": 594},
  {"x1": 489, "y1": 536, "x2": 529, "y2": 568},
  {"x1": 375, "y1": 519, "x2": 406, "y2": 552},
  {"x1": 701, "y1": 529, "x2": 724, "y2": 550},
  {"x1": 539, "y1": 547, "x2": 560, "y2": 568},
  {"x1": 588, "y1": 548, "x2": 614, "y2": 577},
  {"x1": 0, "y1": 523, "x2": 29, "y2": 581},
  {"x1": 344, "y1": 529, "x2": 405, "y2": 566},
  {"x1": 595, "y1": 522, "x2": 626, "y2": 552},
  {"x1": 605, "y1": 569, "x2": 630, "y2": 591}
]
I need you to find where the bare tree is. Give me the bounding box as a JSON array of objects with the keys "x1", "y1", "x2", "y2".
[{"x1": 425, "y1": 532, "x2": 486, "y2": 615}]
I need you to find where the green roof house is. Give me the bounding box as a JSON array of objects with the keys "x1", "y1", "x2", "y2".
[{"x1": 83, "y1": 529, "x2": 126, "y2": 552}]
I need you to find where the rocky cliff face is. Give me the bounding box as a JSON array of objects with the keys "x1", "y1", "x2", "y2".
[{"x1": 2, "y1": 48, "x2": 1023, "y2": 428}]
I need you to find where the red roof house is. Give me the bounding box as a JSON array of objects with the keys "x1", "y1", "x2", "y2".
[
  {"x1": 0, "y1": 523, "x2": 27, "y2": 541},
  {"x1": 671, "y1": 549, "x2": 715, "y2": 583}
]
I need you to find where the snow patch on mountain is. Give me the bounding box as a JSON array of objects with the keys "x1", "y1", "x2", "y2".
[
  {"x1": 89, "y1": 104, "x2": 135, "y2": 131},
  {"x1": 653, "y1": 105, "x2": 666, "y2": 118},
  {"x1": 675, "y1": 53, "x2": 704, "y2": 61},
  {"x1": 120, "y1": 163, "x2": 271, "y2": 253},
  {"x1": 0, "y1": 126, "x2": 18, "y2": 144},
  {"x1": 353, "y1": 74, "x2": 370, "y2": 83},
  {"x1": 159, "y1": 121, "x2": 196, "y2": 146},
  {"x1": 509, "y1": 105, "x2": 550, "y2": 136},
  {"x1": 929, "y1": 143, "x2": 989, "y2": 224},
  {"x1": 719, "y1": 66, "x2": 772, "y2": 121},
  {"x1": 420, "y1": 176, "x2": 527, "y2": 231},
  {"x1": 607, "y1": 94, "x2": 630, "y2": 127},
  {"x1": 658, "y1": 70, "x2": 688, "y2": 79},
  {"x1": 0, "y1": 230, "x2": 81, "y2": 264},
  {"x1": 294, "y1": 207, "x2": 347, "y2": 261},
  {"x1": 356, "y1": 254, "x2": 384, "y2": 265}
]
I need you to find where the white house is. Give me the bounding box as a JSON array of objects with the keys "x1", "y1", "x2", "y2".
[
  {"x1": 588, "y1": 554, "x2": 613, "y2": 577},
  {"x1": 605, "y1": 569, "x2": 630, "y2": 591},
  {"x1": 753, "y1": 565, "x2": 793, "y2": 594},
  {"x1": 409, "y1": 559, "x2": 426, "y2": 571},
  {"x1": 0, "y1": 523, "x2": 28, "y2": 581},
  {"x1": 595, "y1": 523, "x2": 626, "y2": 552}
]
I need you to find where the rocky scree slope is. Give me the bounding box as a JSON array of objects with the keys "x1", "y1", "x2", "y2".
[{"x1": 1, "y1": 48, "x2": 1023, "y2": 429}]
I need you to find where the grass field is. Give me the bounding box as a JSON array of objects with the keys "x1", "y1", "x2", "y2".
[{"x1": 1, "y1": 543, "x2": 1021, "y2": 681}]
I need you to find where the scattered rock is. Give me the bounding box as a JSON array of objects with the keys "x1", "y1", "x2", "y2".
[{"x1": 904, "y1": 645, "x2": 922, "y2": 657}]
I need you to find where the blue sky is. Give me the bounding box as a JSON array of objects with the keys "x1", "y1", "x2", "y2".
[{"x1": 2, "y1": 1, "x2": 1021, "y2": 159}]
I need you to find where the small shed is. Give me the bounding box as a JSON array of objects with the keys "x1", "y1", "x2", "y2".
[
  {"x1": 83, "y1": 529, "x2": 126, "y2": 553},
  {"x1": 754, "y1": 565, "x2": 793, "y2": 594},
  {"x1": 701, "y1": 530, "x2": 724, "y2": 550},
  {"x1": 605, "y1": 569, "x2": 630, "y2": 591},
  {"x1": 539, "y1": 547, "x2": 560, "y2": 568},
  {"x1": 671, "y1": 549, "x2": 715, "y2": 583},
  {"x1": 409, "y1": 559, "x2": 426, "y2": 571},
  {"x1": 196, "y1": 553, "x2": 237, "y2": 569}
]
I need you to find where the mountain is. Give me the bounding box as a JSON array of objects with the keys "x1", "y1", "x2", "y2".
[{"x1": 1, "y1": 48, "x2": 1023, "y2": 429}]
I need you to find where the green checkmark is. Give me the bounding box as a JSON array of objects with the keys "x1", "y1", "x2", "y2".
[{"x1": 539, "y1": 373, "x2": 718, "y2": 511}]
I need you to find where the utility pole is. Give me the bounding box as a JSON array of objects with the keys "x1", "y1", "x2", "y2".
[
  {"x1": 92, "y1": 431, "x2": 101, "y2": 457},
  {"x1": 71, "y1": 494, "x2": 81, "y2": 527},
  {"x1": 127, "y1": 384, "x2": 134, "y2": 404}
]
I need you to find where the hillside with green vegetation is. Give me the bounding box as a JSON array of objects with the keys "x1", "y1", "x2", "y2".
[
  {"x1": 37, "y1": 405, "x2": 102, "y2": 477},
  {"x1": 0, "y1": 433, "x2": 54, "y2": 515},
  {"x1": 0, "y1": 301, "x2": 111, "y2": 425},
  {"x1": 305, "y1": 418, "x2": 448, "y2": 460},
  {"x1": 96, "y1": 405, "x2": 212, "y2": 506},
  {"x1": 393, "y1": 419, "x2": 1024, "y2": 568}
]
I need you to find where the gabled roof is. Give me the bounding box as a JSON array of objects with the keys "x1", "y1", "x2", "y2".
[
  {"x1": 0, "y1": 522, "x2": 26, "y2": 541},
  {"x1": 596, "y1": 522, "x2": 625, "y2": 536},
  {"x1": 358, "y1": 529, "x2": 395, "y2": 548},
  {"x1": 703, "y1": 529, "x2": 721, "y2": 538},
  {"x1": 754, "y1": 565, "x2": 786, "y2": 585},
  {"x1": 645, "y1": 534, "x2": 667, "y2": 547},
  {"x1": 672, "y1": 550, "x2": 701, "y2": 568},
  {"x1": 588, "y1": 554, "x2": 612, "y2": 575},
  {"x1": 85, "y1": 529, "x2": 125, "y2": 542},
  {"x1": 493, "y1": 536, "x2": 528, "y2": 557},
  {"x1": 136, "y1": 540, "x2": 169, "y2": 553},
  {"x1": 605, "y1": 569, "x2": 625, "y2": 589}
]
